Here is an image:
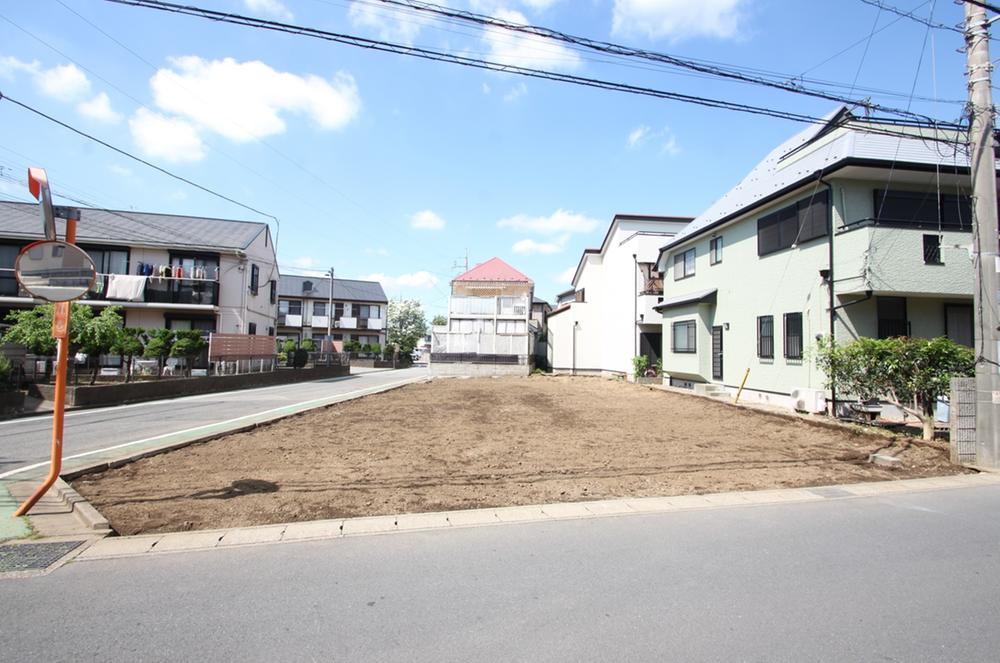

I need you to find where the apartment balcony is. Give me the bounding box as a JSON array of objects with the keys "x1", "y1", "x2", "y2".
[
  {"x1": 365, "y1": 317, "x2": 385, "y2": 330},
  {"x1": 335, "y1": 317, "x2": 357, "y2": 329},
  {"x1": 281, "y1": 314, "x2": 303, "y2": 327},
  {"x1": 449, "y1": 295, "x2": 529, "y2": 317},
  {"x1": 1, "y1": 275, "x2": 220, "y2": 310},
  {"x1": 311, "y1": 315, "x2": 329, "y2": 329},
  {"x1": 640, "y1": 276, "x2": 664, "y2": 296}
]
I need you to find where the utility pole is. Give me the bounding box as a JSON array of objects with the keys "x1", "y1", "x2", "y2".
[
  {"x1": 327, "y1": 266, "x2": 334, "y2": 365},
  {"x1": 965, "y1": 1, "x2": 1000, "y2": 468}
]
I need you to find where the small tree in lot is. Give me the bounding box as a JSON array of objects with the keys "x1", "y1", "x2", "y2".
[
  {"x1": 387, "y1": 299, "x2": 427, "y2": 354},
  {"x1": 77, "y1": 306, "x2": 125, "y2": 384},
  {"x1": 431, "y1": 314, "x2": 447, "y2": 327},
  {"x1": 143, "y1": 329, "x2": 175, "y2": 378},
  {"x1": 632, "y1": 355, "x2": 649, "y2": 379},
  {"x1": 171, "y1": 331, "x2": 208, "y2": 377},
  {"x1": 2, "y1": 303, "x2": 91, "y2": 357},
  {"x1": 113, "y1": 328, "x2": 145, "y2": 383},
  {"x1": 815, "y1": 336, "x2": 974, "y2": 440},
  {"x1": 299, "y1": 338, "x2": 317, "y2": 352}
]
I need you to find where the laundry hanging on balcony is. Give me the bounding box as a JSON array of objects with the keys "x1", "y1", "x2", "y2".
[{"x1": 106, "y1": 274, "x2": 147, "y2": 301}]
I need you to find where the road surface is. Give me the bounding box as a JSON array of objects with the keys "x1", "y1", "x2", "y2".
[
  {"x1": 2, "y1": 483, "x2": 998, "y2": 661},
  {"x1": 0, "y1": 366, "x2": 427, "y2": 475}
]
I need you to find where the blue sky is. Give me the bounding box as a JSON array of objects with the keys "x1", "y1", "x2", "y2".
[{"x1": 0, "y1": 0, "x2": 972, "y2": 316}]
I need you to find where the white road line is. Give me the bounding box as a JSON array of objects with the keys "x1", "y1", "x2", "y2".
[
  {"x1": 0, "y1": 375, "x2": 423, "y2": 480},
  {"x1": 0, "y1": 368, "x2": 410, "y2": 427}
]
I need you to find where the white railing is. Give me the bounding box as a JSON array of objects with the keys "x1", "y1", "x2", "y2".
[
  {"x1": 367, "y1": 317, "x2": 385, "y2": 330},
  {"x1": 449, "y1": 295, "x2": 530, "y2": 316},
  {"x1": 311, "y1": 315, "x2": 329, "y2": 329},
  {"x1": 284, "y1": 314, "x2": 302, "y2": 327},
  {"x1": 432, "y1": 331, "x2": 530, "y2": 355},
  {"x1": 337, "y1": 317, "x2": 357, "y2": 328}
]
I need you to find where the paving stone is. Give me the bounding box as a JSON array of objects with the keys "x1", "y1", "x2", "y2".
[
  {"x1": 539, "y1": 503, "x2": 593, "y2": 518},
  {"x1": 152, "y1": 531, "x2": 224, "y2": 553},
  {"x1": 77, "y1": 536, "x2": 161, "y2": 559},
  {"x1": 701, "y1": 492, "x2": 752, "y2": 506},
  {"x1": 281, "y1": 520, "x2": 344, "y2": 541},
  {"x1": 444, "y1": 510, "x2": 500, "y2": 527},
  {"x1": 394, "y1": 513, "x2": 451, "y2": 531},
  {"x1": 217, "y1": 526, "x2": 287, "y2": 547},
  {"x1": 582, "y1": 500, "x2": 636, "y2": 516},
  {"x1": 493, "y1": 506, "x2": 548, "y2": 522},
  {"x1": 622, "y1": 497, "x2": 684, "y2": 512},
  {"x1": 341, "y1": 516, "x2": 398, "y2": 536}
]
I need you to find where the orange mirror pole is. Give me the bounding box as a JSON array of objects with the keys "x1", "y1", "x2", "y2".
[{"x1": 14, "y1": 217, "x2": 77, "y2": 517}]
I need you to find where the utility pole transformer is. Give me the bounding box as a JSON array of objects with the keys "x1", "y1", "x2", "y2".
[{"x1": 965, "y1": 2, "x2": 1000, "y2": 468}]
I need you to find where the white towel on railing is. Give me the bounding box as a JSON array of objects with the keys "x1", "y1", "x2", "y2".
[{"x1": 107, "y1": 274, "x2": 147, "y2": 301}]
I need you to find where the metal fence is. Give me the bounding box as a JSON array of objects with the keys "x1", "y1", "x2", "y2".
[{"x1": 950, "y1": 377, "x2": 976, "y2": 464}]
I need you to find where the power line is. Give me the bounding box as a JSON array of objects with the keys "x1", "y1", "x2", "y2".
[
  {"x1": 0, "y1": 91, "x2": 279, "y2": 228},
  {"x1": 370, "y1": 0, "x2": 942, "y2": 124},
  {"x1": 103, "y1": 0, "x2": 967, "y2": 141},
  {"x1": 858, "y1": 0, "x2": 962, "y2": 33}
]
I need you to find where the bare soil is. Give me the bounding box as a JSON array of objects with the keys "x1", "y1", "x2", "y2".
[{"x1": 72, "y1": 376, "x2": 970, "y2": 535}]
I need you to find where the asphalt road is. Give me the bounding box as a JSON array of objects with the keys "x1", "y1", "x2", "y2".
[
  {"x1": 2, "y1": 484, "x2": 998, "y2": 661},
  {"x1": 0, "y1": 366, "x2": 427, "y2": 475}
]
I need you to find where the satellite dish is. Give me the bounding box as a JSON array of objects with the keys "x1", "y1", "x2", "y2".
[{"x1": 15, "y1": 240, "x2": 97, "y2": 302}]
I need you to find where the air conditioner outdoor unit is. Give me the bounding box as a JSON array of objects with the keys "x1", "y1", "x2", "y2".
[{"x1": 791, "y1": 388, "x2": 826, "y2": 414}]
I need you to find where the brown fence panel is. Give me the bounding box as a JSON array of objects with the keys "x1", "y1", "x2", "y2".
[{"x1": 209, "y1": 333, "x2": 277, "y2": 359}]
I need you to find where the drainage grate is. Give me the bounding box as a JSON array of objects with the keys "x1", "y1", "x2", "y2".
[{"x1": 0, "y1": 541, "x2": 84, "y2": 573}]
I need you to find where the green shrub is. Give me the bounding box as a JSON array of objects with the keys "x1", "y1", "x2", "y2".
[
  {"x1": 0, "y1": 355, "x2": 12, "y2": 391},
  {"x1": 300, "y1": 338, "x2": 317, "y2": 352},
  {"x1": 632, "y1": 355, "x2": 649, "y2": 379}
]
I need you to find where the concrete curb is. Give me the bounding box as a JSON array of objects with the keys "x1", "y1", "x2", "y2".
[
  {"x1": 53, "y1": 479, "x2": 110, "y2": 532},
  {"x1": 73, "y1": 472, "x2": 1000, "y2": 562}
]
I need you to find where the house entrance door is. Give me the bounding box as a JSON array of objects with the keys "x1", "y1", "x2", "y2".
[{"x1": 711, "y1": 326, "x2": 723, "y2": 380}]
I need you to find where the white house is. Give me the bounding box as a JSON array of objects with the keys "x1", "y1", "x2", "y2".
[
  {"x1": 431, "y1": 256, "x2": 536, "y2": 376},
  {"x1": 655, "y1": 106, "x2": 978, "y2": 412},
  {"x1": 548, "y1": 214, "x2": 691, "y2": 377}
]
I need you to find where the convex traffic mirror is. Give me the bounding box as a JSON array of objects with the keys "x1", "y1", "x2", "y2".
[{"x1": 15, "y1": 240, "x2": 97, "y2": 302}]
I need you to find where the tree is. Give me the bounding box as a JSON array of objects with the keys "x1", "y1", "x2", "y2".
[
  {"x1": 112, "y1": 328, "x2": 145, "y2": 383},
  {"x1": 431, "y1": 314, "x2": 447, "y2": 327},
  {"x1": 299, "y1": 338, "x2": 317, "y2": 352},
  {"x1": 77, "y1": 306, "x2": 124, "y2": 385},
  {"x1": 143, "y1": 329, "x2": 175, "y2": 378},
  {"x1": 386, "y1": 299, "x2": 427, "y2": 354},
  {"x1": 815, "y1": 336, "x2": 974, "y2": 440},
  {"x1": 2, "y1": 303, "x2": 91, "y2": 356},
  {"x1": 171, "y1": 330, "x2": 208, "y2": 377}
]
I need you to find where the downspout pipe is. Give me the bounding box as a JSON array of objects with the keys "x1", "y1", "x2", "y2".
[
  {"x1": 633, "y1": 253, "x2": 638, "y2": 359},
  {"x1": 818, "y1": 171, "x2": 836, "y2": 416}
]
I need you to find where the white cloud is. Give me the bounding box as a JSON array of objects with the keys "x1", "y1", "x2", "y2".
[
  {"x1": 627, "y1": 125, "x2": 649, "y2": 149},
  {"x1": 612, "y1": 0, "x2": 746, "y2": 42},
  {"x1": 497, "y1": 209, "x2": 599, "y2": 236},
  {"x1": 149, "y1": 56, "x2": 360, "y2": 143},
  {"x1": 522, "y1": 0, "x2": 562, "y2": 9},
  {"x1": 556, "y1": 265, "x2": 577, "y2": 284},
  {"x1": 410, "y1": 209, "x2": 446, "y2": 231},
  {"x1": 483, "y1": 9, "x2": 581, "y2": 70},
  {"x1": 348, "y1": 1, "x2": 436, "y2": 45},
  {"x1": 627, "y1": 125, "x2": 681, "y2": 155},
  {"x1": 78, "y1": 92, "x2": 121, "y2": 124},
  {"x1": 360, "y1": 271, "x2": 440, "y2": 289},
  {"x1": 244, "y1": 0, "x2": 293, "y2": 20},
  {"x1": 129, "y1": 108, "x2": 205, "y2": 163},
  {"x1": 109, "y1": 164, "x2": 133, "y2": 177},
  {"x1": 288, "y1": 256, "x2": 320, "y2": 269},
  {"x1": 513, "y1": 237, "x2": 566, "y2": 254},
  {"x1": 37, "y1": 63, "x2": 91, "y2": 100},
  {"x1": 0, "y1": 56, "x2": 39, "y2": 79},
  {"x1": 503, "y1": 82, "x2": 528, "y2": 103},
  {"x1": 365, "y1": 247, "x2": 390, "y2": 257}
]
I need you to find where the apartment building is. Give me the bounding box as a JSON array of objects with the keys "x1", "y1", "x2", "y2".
[{"x1": 275, "y1": 275, "x2": 387, "y2": 348}]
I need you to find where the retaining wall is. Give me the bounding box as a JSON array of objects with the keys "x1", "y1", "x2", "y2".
[{"x1": 29, "y1": 365, "x2": 350, "y2": 408}]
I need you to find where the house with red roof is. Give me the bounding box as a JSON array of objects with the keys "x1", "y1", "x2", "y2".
[{"x1": 430, "y1": 257, "x2": 537, "y2": 376}]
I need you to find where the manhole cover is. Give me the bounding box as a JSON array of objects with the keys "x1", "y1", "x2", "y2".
[{"x1": 0, "y1": 541, "x2": 84, "y2": 573}]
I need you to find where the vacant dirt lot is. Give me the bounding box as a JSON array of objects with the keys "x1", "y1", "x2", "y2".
[{"x1": 73, "y1": 376, "x2": 968, "y2": 535}]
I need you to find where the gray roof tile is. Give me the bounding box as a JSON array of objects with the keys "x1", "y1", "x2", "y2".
[
  {"x1": 0, "y1": 201, "x2": 267, "y2": 250},
  {"x1": 278, "y1": 275, "x2": 387, "y2": 303}
]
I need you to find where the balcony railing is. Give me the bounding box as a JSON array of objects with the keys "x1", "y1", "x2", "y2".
[
  {"x1": 1, "y1": 272, "x2": 221, "y2": 307},
  {"x1": 450, "y1": 295, "x2": 529, "y2": 317}
]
